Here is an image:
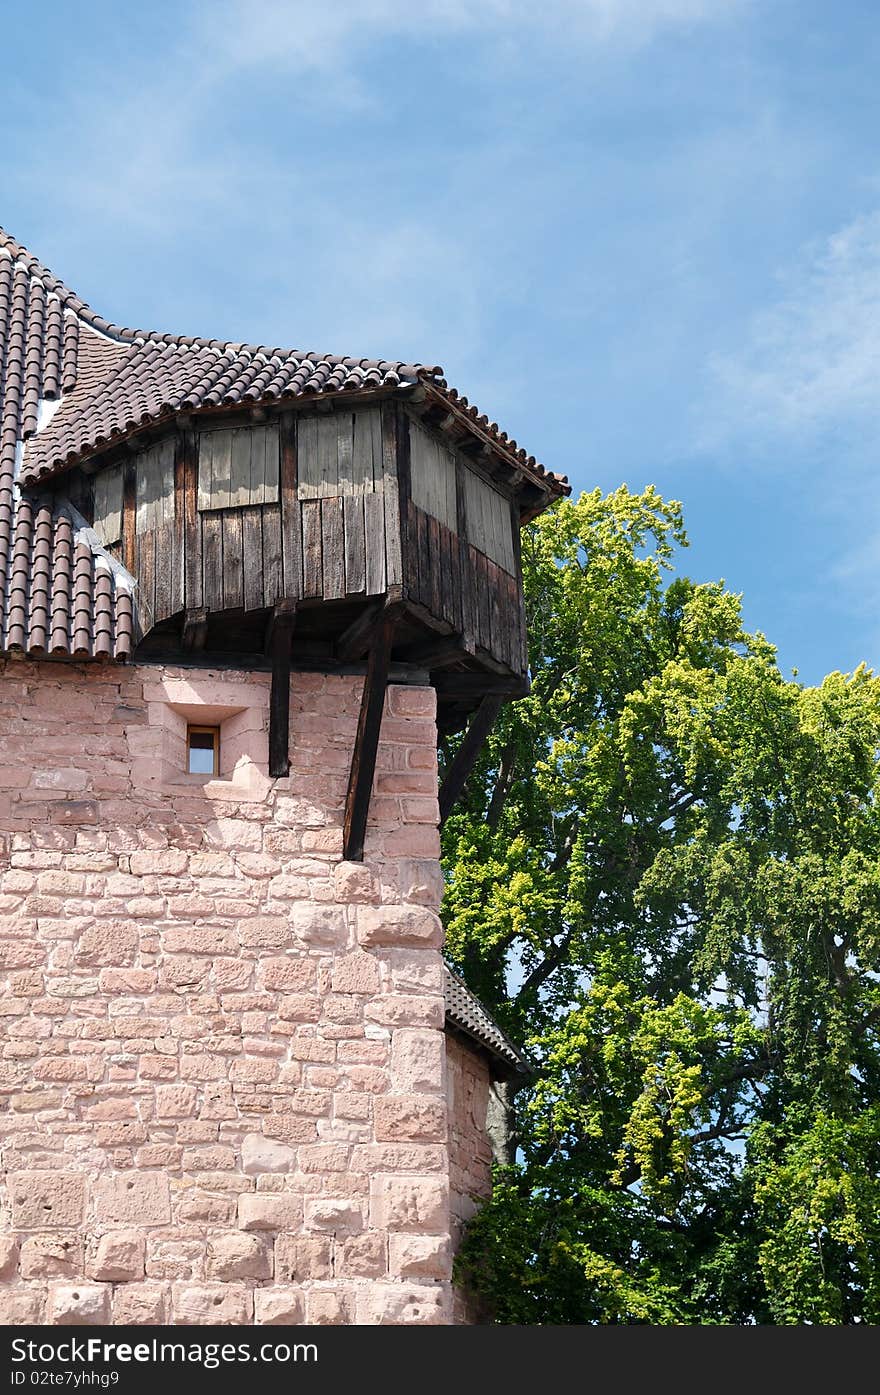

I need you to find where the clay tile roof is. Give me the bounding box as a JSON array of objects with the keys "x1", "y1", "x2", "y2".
[
  {"x1": 443, "y1": 964, "x2": 532, "y2": 1077},
  {"x1": 0, "y1": 226, "x2": 568, "y2": 661},
  {"x1": 0, "y1": 237, "x2": 134, "y2": 662}
]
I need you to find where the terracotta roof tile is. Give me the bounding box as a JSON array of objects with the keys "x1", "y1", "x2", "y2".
[
  {"x1": 443, "y1": 965, "x2": 531, "y2": 1076},
  {"x1": 0, "y1": 237, "x2": 134, "y2": 662}
]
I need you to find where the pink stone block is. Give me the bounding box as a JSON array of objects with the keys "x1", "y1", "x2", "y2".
[
  {"x1": 207, "y1": 1232, "x2": 272, "y2": 1280},
  {"x1": 374, "y1": 1096, "x2": 447, "y2": 1143},
  {"x1": 47, "y1": 1283, "x2": 111, "y2": 1326},
  {"x1": 20, "y1": 1235, "x2": 82, "y2": 1279},
  {"x1": 356, "y1": 905, "x2": 443, "y2": 949},
  {"x1": 88, "y1": 1231, "x2": 145, "y2": 1281},
  {"x1": 112, "y1": 1284, "x2": 168, "y2": 1325},
  {"x1": 254, "y1": 1288, "x2": 305, "y2": 1325},
  {"x1": 173, "y1": 1284, "x2": 253, "y2": 1325},
  {"x1": 238, "y1": 1193, "x2": 303, "y2": 1231},
  {"x1": 389, "y1": 1233, "x2": 451, "y2": 1280},
  {"x1": 10, "y1": 1173, "x2": 86, "y2": 1229},
  {"x1": 356, "y1": 1283, "x2": 449, "y2": 1325},
  {"x1": 92, "y1": 1174, "x2": 171, "y2": 1225}
]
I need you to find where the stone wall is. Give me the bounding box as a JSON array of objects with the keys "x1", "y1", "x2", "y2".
[
  {"x1": 0, "y1": 660, "x2": 452, "y2": 1325},
  {"x1": 446, "y1": 1031, "x2": 493, "y2": 1324}
]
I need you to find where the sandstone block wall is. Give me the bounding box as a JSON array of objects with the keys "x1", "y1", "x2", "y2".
[
  {"x1": 0, "y1": 661, "x2": 452, "y2": 1325},
  {"x1": 446, "y1": 1032, "x2": 493, "y2": 1324}
]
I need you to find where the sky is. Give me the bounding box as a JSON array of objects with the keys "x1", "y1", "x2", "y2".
[{"x1": 4, "y1": 0, "x2": 880, "y2": 684}]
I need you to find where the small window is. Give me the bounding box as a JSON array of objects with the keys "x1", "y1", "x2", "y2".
[{"x1": 187, "y1": 725, "x2": 219, "y2": 775}]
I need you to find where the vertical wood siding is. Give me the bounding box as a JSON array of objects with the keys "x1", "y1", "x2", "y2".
[
  {"x1": 197, "y1": 424, "x2": 280, "y2": 511},
  {"x1": 118, "y1": 402, "x2": 525, "y2": 679},
  {"x1": 91, "y1": 465, "x2": 123, "y2": 546},
  {"x1": 409, "y1": 428, "x2": 457, "y2": 533},
  {"x1": 461, "y1": 466, "x2": 516, "y2": 575}
]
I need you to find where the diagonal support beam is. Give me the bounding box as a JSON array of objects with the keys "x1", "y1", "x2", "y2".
[
  {"x1": 182, "y1": 608, "x2": 208, "y2": 652},
  {"x1": 336, "y1": 586, "x2": 404, "y2": 663},
  {"x1": 343, "y1": 612, "x2": 397, "y2": 862},
  {"x1": 267, "y1": 601, "x2": 297, "y2": 778},
  {"x1": 438, "y1": 695, "x2": 503, "y2": 826}
]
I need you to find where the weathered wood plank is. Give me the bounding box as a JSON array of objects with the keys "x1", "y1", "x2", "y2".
[
  {"x1": 396, "y1": 408, "x2": 412, "y2": 599},
  {"x1": 182, "y1": 431, "x2": 202, "y2": 609},
  {"x1": 317, "y1": 414, "x2": 338, "y2": 497},
  {"x1": 414, "y1": 504, "x2": 429, "y2": 613},
  {"x1": 280, "y1": 412, "x2": 302, "y2": 600},
  {"x1": 263, "y1": 422, "x2": 279, "y2": 499},
  {"x1": 409, "y1": 420, "x2": 457, "y2": 531},
  {"x1": 92, "y1": 465, "x2": 123, "y2": 545},
  {"x1": 222, "y1": 509, "x2": 244, "y2": 610},
  {"x1": 342, "y1": 494, "x2": 364, "y2": 595},
  {"x1": 262, "y1": 503, "x2": 283, "y2": 607},
  {"x1": 369, "y1": 408, "x2": 383, "y2": 492},
  {"x1": 202, "y1": 512, "x2": 223, "y2": 611},
  {"x1": 297, "y1": 416, "x2": 320, "y2": 499},
  {"x1": 475, "y1": 545, "x2": 491, "y2": 651},
  {"x1": 438, "y1": 695, "x2": 503, "y2": 826},
  {"x1": 230, "y1": 427, "x2": 252, "y2": 508},
  {"x1": 353, "y1": 409, "x2": 374, "y2": 491},
  {"x1": 136, "y1": 530, "x2": 156, "y2": 635},
  {"x1": 381, "y1": 403, "x2": 402, "y2": 587},
  {"x1": 428, "y1": 513, "x2": 441, "y2": 620},
  {"x1": 154, "y1": 521, "x2": 173, "y2": 623},
  {"x1": 487, "y1": 557, "x2": 504, "y2": 669},
  {"x1": 171, "y1": 437, "x2": 185, "y2": 617},
  {"x1": 302, "y1": 500, "x2": 322, "y2": 598},
  {"x1": 337, "y1": 412, "x2": 354, "y2": 495},
  {"x1": 122, "y1": 462, "x2": 137, "y2": 577},
  {"x1": 208, "y1": 430, "x2": 232, "y2": 511},
  {"x1": 197, "y1": 431, "x2": 214, "y2": 512},
  {"x1": 364, "y1": 491, "x2": 386, "y2": 596},
  {"x1": 242, "y1": 506, "x2": 264, "y2": 612},
  {"x1": 450, "y1": 528, "x2": 464, "y2": 638},
  {"x1": 462, "y1": 465, "x2": 516, "y2": 574},
  {"x1": 456, "y1": 461, "x2": 475, "y2": 653},
  {"x1": 321, "y1": 496, "x2": 345, "y2": 601},
  {"x1": 343, "y1": 612, "x2": 396, "y2": 862}
]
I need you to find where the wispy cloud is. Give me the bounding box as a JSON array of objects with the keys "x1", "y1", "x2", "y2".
[
  {"x1": 196, "y1": 0, "x2": 747, "y2": 77},
  {"x1": 703, "y1": 210, "x2": 880, "y2": 450}
]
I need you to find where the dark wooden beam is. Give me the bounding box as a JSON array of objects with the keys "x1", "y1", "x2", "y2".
[
  {"x1": 397, "y1": 633, "x2": 464, "y2": 669},
  {"x1": 433, "y1": 673, "x2": 529, "y2": 699},
  {"x1": 335, "y1": 588, "x2": 404, "y2": 663},
  {"x1": 336, "y1": 601, "x2": 383, "y2": 663},
  {"x1": 438, "y1": 695, "x2": 503, "y2": 826},
  {"x1": 267, "y1": 601, "x2": 297, "y2": 777},
  {"x1": 182, "y1": 608, "x2": 208, "y2": 652},
  {"x1": 343, "y1": 612, "x2": 397, "y2": 861}
]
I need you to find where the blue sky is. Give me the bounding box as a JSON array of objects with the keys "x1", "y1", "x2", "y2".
[{"x1": 5, "y1": 0, "x2": 880, "y2": 684}]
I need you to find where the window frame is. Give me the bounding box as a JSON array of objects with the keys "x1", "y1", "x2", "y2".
[{"x1": 186, "y1": 723, "x2": 220, "y2": 777}]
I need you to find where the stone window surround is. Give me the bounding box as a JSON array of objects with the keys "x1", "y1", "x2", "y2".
[{"x1": 134, "y1": 672, "x2": 274, "y2": 800}]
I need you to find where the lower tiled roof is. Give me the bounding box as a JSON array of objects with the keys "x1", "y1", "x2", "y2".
[
  {"x1": 443, "y1": 964, "x2": 531, "y2": 1076},
  {"x1": 0, "y1": 242, "x2": 134, "y2": 661}
]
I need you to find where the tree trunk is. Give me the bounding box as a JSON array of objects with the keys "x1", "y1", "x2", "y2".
[{"x1": 486, "y1": 1077, "x2": 520, "y2": 1167}]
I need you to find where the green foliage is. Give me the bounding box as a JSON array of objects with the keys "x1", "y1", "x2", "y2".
[{"x1": 443, "y1": 485, "x2": 880, "y2": 1324}]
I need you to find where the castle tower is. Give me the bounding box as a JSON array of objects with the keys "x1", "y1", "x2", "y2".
[{"x1": 0, "y1": 229, "x2": 566, "y2": 1325}]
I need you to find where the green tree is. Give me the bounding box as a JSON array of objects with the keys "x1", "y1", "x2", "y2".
[{"x1": 443, "y1": 487, "x2": 880, "y2": 1324}]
